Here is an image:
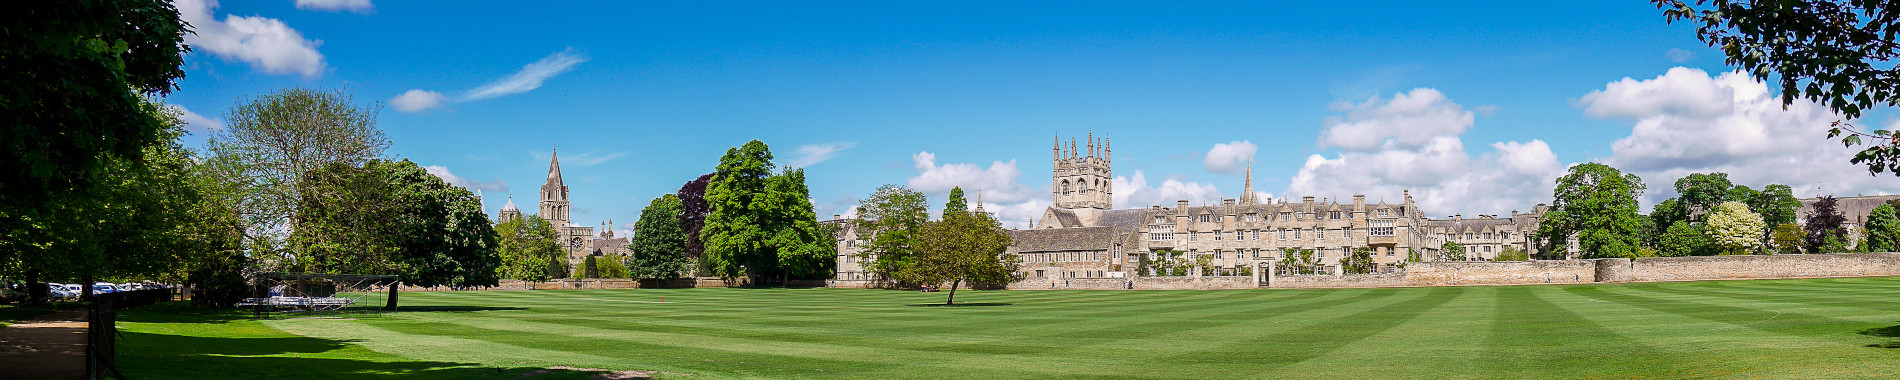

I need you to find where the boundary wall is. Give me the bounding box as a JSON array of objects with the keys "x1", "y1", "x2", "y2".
[
  {"x1": 1008, "y1": 276, "x2": 1255, "y2": 290},
  {"x1": 400, "y1": 277, "x2": 827, "y2": 291},
  {"x1": 1268, "y1": 253, "x2": 1900, "y2": 289}
]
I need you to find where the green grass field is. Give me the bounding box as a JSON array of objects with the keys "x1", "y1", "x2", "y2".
[{"x1": 114, "y1": 277, "x2": 1900, "y2": 379}]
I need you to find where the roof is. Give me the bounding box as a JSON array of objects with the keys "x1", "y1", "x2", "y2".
[
  {"x1": 1803, "y1": 195, "x2": 1900, "y2": 225},
  {"x1": 501, "y1": 197, "x2": 519, "y2": 212},
  {"x1": 1095, "y1": 209, "x2": 1148, "y2": 229},
  {"x1": 1011, "y1": 226, "x2": 1113, "y2": 252},
  {"x1": 545, "y1": 148, "x2": 564, "y2": 187},
  {"x1": 1048, "y1": 208, "x2": 1082, "y2": 228}
]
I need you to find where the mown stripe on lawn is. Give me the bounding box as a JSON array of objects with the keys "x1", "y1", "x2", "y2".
[
  {"x1": 1633, "y1": 281, "x2": 1900, "y2": 316},
  {"x1": 1562, "y1": 285, "x2": 1868, "y2": 341},
  {"x1": 1157, "y1": 287, "x2": 1460, "y2": 371},
  {"x1": 1479, "y1": 285, "x2": 1692, "y2": 378}
]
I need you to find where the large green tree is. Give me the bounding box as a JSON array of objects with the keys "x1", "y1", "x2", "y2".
[
  {"x1": 495, "y1": 215, "x2": 564, "y2": 282},
  {"x1": 1751, "y1": 184, "x2": 1803, "y2": 230},
  {"x1": 945, "y1": 187, "x2": 969, "y2": 214},
  {"x1": 1658, "y1": 221, "x2": 1712, "y2": 257},
  {"x1": 2, "y1": 0, "x2": 190, "y2": 205},
  {"x1": 899, "y1": 211, "x2": 1020, "y2": 305},
  {"x1": 1863, "y1": 204, "x2": 1900, "y2": 252},
  {"x1": 700, "y1": 141, "x2": 834, "y2": 284},
  {"x1": 1706, "y1": 201, "x2": 1766, "y2": 255},
  {"x1": 1658, "y1": 0, "x2": 1900, "y2": 174},
  {"x1": 629, "y1": 194, "x2": 693, "y2": 279},
  {"x1": 1537, "y1": 163, "x2": 1649, "y2": 259},
  {"x1": 208, "y1": 87, "x2": 390, "y2": 267},
  {"x1": 292, "y1": 159, "x2": 499, "y2": 288},
  {"x1": 675, "y1": 173, "x2": 713, "y2": 272},
  {"x1": 1675, "y1": 173, "x2": 1736, "y2": 217},
  {"x1": 855, "y1": 184, "x2": 930, "y2": 284}
]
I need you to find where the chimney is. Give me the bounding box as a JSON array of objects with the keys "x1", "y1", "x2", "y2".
[
  {"x1": 1511, "y1": 210, "x2": 1518, "y2": 218},
  {"x1": 833, "y1": 214, "x2": 841, "y2": 220},
  {"x1": 1302, "y1": 196, "x2": 1315, "y2": 204},
  {"x1": 1223, "y1": 199, "x2": 1235, "y2": 206},
  {"x1": 1177, "y1": 200, "x2": 1190, "y2": 214}
]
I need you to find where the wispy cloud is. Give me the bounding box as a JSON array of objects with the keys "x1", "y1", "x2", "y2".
[
  {"x1": 166, "y1": 104, "x2": 225, "y2": 132},
  {"x1": 562, "y1": 151, "x2": 629, "y2": 166},
  {"x1": 424, "y1": 165, "x2": 508, "y2": 192},
  {"x1": 464, "y1": 48, "x2": 588, "y2": 101},
  {"x1": 787, "y1": 142, "x2": 856, "y2": 167},
  {"x1": 295, "y1": 0, "x2": 373, "y2": 13},
  {"x1": 389, "y1": 89, "x2": 447, "y2": 113}
]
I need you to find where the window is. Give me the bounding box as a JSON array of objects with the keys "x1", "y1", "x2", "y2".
[
  {"x1": 1371, "y1": 220, "x2": 1395, "y2": 236},
  {"x1": 1466, "y1": 233, "x2": 1474, "y2": 240},
  {"x1": 1318, "y1": 229, "x2": 1326, "y2": 239},
  {"x1": 1200, "y1": 214, "x2": 1210, "y2": 223},
  {"x1": 1248, "y1": 214, "x2": 1258, "y2": 222},
  {"x1": 1190, "y1": 233, "x2": 1198, "y2": 242},
  {"x1": 1398, "y1": 207, "x2": 1406, "y2": 216},
  {"x1": 1215, "y1": 214, "x2": 1224, "y2": 222},
  {"x1": 1115, "y1": 244, "x2": 1123, "y2": 258},
  {"x1": 1154, "y1": 216, "x2": 1167, "y2": 224},
  {"x1": 1294, "y1": 229, "x2": 1302, "y2": 239},
  {"x1": 1344, "y1": 228, "x2": 1352, "y2": 239},
  {"x1": 1215, "y1": 250, "x2": 1223, "y2": 259},
  {"x1": 1281, "y1": 213, "x2": 1291, "y2": 221},
  {"x1": 1386, "y1": 248, "x2": 1394, "y2": 257},
  {"x1": 1236, "y1": 231, "x2": 1244, "y2": 240},
  {"x1": 1484, "y1": 245, "x2": 1493, "y2": 253},
  {"x1": 1251, "y1": 230, "x2": 1259, "y2": 240},
  {"x1": 1378, "y1": 209, "x2": 1389, "y2": 217},
  {"x1": 1214, "y1": 231, "x2": 1223, "y2": 241},
  {"x1": 1279, "y1": 229, "x2": 1287, "y2": 239},
  {"x1": 1484, "y1": 233, "x2": 1493, "y2": 240},
  {"x1": 1330, "y1": 211, "x2": 1341, "y2": 219}
]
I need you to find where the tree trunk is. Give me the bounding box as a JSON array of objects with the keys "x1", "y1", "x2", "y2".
[
  {"x1": 944, "y1": 278, "x2": 961, "y2": 305},
  {"x1": 25, "y1": 269, "x2": 46, "y2": 305},
  {"x1": 382, "y1": 281, "x2": 400, "y2": 311}
]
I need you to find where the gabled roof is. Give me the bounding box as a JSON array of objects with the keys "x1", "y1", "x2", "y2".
[
  {"x1": 545, "y1": 148, "x2": 564, "y2": 188},
  {"x1": 1011, "y1": 226, "x2": 1112, "y2": 252}
]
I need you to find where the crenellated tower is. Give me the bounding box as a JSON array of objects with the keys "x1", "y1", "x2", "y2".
[{"x1": 1052, "y1": 132, "x2": 1113, "y2": 210}]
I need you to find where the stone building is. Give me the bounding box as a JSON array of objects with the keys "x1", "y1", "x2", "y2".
[
  {"x1": 824, "y1": 216, "x2": 875, "y2": 284},
  {"x1": 1424, "y1": 207, "x2": 1551, "y2": 261},
  {"x1": 1798, "y1": 194, "x2": 1900, "y2": 246}
]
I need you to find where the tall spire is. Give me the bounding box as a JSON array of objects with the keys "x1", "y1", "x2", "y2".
[
  {"x1": 546, "y1": 146, "x2": 564, "y2": 186},
  {"x1": 1105, "y1": 137, "x2": 1111, "y2": 162},
  {"x1": 1242, "y1": 161, "x2": 1256, "y2": 204},
  {"x1": 1054, "y1": 133, "x2": 1061, "y2": 162},
  {"x1": 1087, "y1": 130, "x2": 1094, "y2": 158},
  {"x1": 1069, "y1": 136, "x2": 1078, "y2": 159}
]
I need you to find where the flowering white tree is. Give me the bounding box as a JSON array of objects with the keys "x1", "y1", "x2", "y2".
[{"x1": 1706, "y1": 201, "x2": 1766, "y2": 255}]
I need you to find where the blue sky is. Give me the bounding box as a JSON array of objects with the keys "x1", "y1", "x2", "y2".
[{"x1": 166, "y1": 0, "x2": 1900, "y2": 232}]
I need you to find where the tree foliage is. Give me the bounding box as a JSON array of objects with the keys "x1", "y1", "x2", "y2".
[
  {"x1": 1804, "y1": 195, "x2": 1850, "y2": 253},
  {"x1": 1752, "y1": 184, "x2": 1803, "y2": 229},
  {"x1": 898, "y1": 211, "x2": 1019, "y2": 304},
  {"x1": 1438, "y1": 241, "x2": 1467, "y2": 262},
  {"x1": 1865, "y1": 204, "x2": 1900, "y2": 252},
  {"x1": 1494, "y1": 246, "x2": 1530, "y2": 261},
  {"x1": 1675, "y1": 172, "x2": 1736, "y2": 217},
  {"x1": 855, "y1": 184, "x2": 930, "y2": 284},
  {"x1": 945, "y1": 187, "x2": 969, "y2": 214},
  {"x1": 1771, "y1": 223, "x2": 1806, "y2": 254},
  {"x1": 208, "y1": 87, "x2": 390, "y2": 266},
  {"x1": 2, "y1": 0, "x2": 191, "y2": 205},
  {"x1": 629, "y1": 194, "x2": 693, "y2": 279},
  {"x1": 700, "y1": 141, "x2": 834, "y2": 283},
  {"x1": 291, "y1": 159, "x2": 499, "y2": 288},
  {"x1": 1658, "y1": 0, "x2": 1900, "y2": 175},
  {"x1": 495, "y1": 215, "x2": 564, "y2": 282},
  {"x1": 597, "y1": 255, "x2": 630, "y2": 278},
  {"x1": 1537, "y1": 163, "x2": 1649, "y2": 259},
  {"x1": 1342, "y1": 247, "x2": 1378, "y2": 274},
  {"x1": 676, "y1": 173, "x2": 713, "y2": 263},
  {"x1": 1706, "y1": 201, "x2": 1766, "y2": 255},
  {"x1": 1658, "y1": 221, "x2": 1712, "y2": 257}
]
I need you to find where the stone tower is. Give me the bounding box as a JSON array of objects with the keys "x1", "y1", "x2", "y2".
[
  {"x1": 1052, "y1": 132, "x2": 1112, "y2": 210},
  {"x1": 498, "y1": 194, "x2": 522, "y2": 223},
  {"x1": 540, "y1": 147, "x2": 570, "y2": 228}
]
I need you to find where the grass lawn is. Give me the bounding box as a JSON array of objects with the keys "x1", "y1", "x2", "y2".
[{"x1": 114, "y1": 277, "x2": 1900, "y2": 379}]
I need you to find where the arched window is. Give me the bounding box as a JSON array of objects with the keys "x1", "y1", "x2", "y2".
[{"x1": 1062, "y1": 180, "x2": 1071, "y2": 195}]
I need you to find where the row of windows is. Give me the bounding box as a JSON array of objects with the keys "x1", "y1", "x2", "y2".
[
  {"x1": 1173, "y1": 227, "x2": 1368, "y2": 242},
  {"x1": 1183, "y1": 208, "x2": 1407, "y2": 224},
  {"x1": 1025, "y1": 248, "x2": 1126, "y2": 263},
  {"x1": 1445, "y1": 232, "x2": 1511, "y2": 240},
  {"x1": 1179, "y1": 246, "x2": 1399, "y2": 260}
]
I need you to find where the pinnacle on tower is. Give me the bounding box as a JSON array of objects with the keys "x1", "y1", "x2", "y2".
[
  {"x1": 1087, "y1": 131, "x2": 1094, "y2": 158},
  {"x1": 1053, "y1": 133, "x2": 1061, "y2": 162},
  {"x1": 1242, "y1": 161, "x2": 1256, "y2": 204},
  {"x1": 1105, "y1": 137, "x2": 1111, "y2": 161}
]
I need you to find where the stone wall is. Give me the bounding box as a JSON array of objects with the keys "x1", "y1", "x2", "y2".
[
  {"x1": 1626, "y1": 253, "x2": 1900, "y2": 282},
  {"x1": 1008, "y1": 276, "x2": 1254, "y2": 290},
  {"x1": 1272, "y1": 273, "x2": 1408, "y2": 289},
  {"x1": 1401, "y1": 260, "x2": 1598, "y2": 286}
]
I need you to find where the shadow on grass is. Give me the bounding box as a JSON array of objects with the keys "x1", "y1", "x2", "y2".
[
  {"x1": 1860, "y1": 322, "x2": 1900, "y2": 348},
  {"x1": 396, "y1": 306, "x2": 527, "y2": 313},
  {"x1": 905, "y1": 302, "x2": 1014, "y2": 307},
  {"x1": 117, "y1": 330, "x2": 601, "y2": 379}
]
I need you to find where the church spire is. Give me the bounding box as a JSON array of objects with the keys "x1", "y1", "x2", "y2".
[
  {"x1": 1241, "y1": 161, "x2": 1256, "y2": 204},
  {"x1": 546, "y1": 146, "x2": 564, "y2": 187}
]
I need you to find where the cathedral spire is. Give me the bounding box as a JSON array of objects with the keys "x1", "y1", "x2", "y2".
[
  {"x1": 1241, "y1": 161, "x2": 1256, "y2": 204},
  {"x1": 547, "y1": 146, "x2": 564, "y2": 187}
]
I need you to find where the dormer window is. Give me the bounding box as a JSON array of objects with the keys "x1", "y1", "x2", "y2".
[
  {"x1": 1378, "y1": 209, "x2": 1389, "y2": 217},
  {"x1": 1330, "y1": 211, "x2": 1341, "y2": 219}
]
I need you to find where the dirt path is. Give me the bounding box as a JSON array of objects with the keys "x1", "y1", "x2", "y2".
[{"x1": 0, "y1": 308, "x2": 87, "y2": 380}]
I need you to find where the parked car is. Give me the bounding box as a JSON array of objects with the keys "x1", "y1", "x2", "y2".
[
  {"x1": 92, "y1": 283, "x2": 119, "y2": 294},
  {"x1": 62, "y1": 283, "x2": 83, "y2": 295},
  {"x1": 46, "y1": 284, "x2": 78, "y2": 300},
  {"x1": 0, "y1": 281, "x2": 25, "y2": 303}
]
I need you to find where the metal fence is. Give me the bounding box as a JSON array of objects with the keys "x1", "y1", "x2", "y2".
[{"x1": 87, "y1": 288, "x2": 171, "y2": 380}]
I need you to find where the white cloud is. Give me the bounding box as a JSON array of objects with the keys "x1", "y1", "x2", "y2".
[
  {"x1": 1581, "y1": 67, "x2": 1900, "y2": 203},
  {"x1": 1666, "y1": 48, "x2": 1695, "y2": 63},
  {"x1": 787, "y1": 142, "x2": 856, "y2": 167},
  {"x1": 563, "y1": 151, "x2": 629, "y2": 166},
  {"x1": 1203, "y1": 141, "x2": 1257, "y2": 174},
  {"x1": 295, "y1": 0, "x2": 372, "y2": 13},
  {"x1": 424, "y1": 165, "x2": 508, "y2": 192},
  {"x1": 464, "y1": 48, "x2": 587, "y2": 101},
  {"x1": 1288, "y1": 89, "x2": 1565, "y2": 216},
  {"x1": 389, "y1": 89, "x2": 447, "y2": 113},
  {"x1": 1113, "y1": 170, "x2": 1225, "y2": 208},
  {"x1": 1318, "y1": 88, "x2": 1474, "y2": 152},
  {"x1": 166, "y1": 104, "x2": 224, "y2": 132},
  {"x1": 907, "y1": 151, "x2": 1037, "y2": 203},
  {"x1": 176, "y1": 0, "x2": 327, "y2": 78}
]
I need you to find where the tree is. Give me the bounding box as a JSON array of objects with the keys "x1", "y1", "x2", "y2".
[
  {"x1": 1648, "y1": 198, "x2": 1692, "y2": 246},
  {"x1": 209, "y1": 87, "x2": 390, "y2": 267},
  {"x1": 1658, "y1": 221, "x2": 1712, "y2": 257},
  {"x1": 1537, "y1": 163, "x2": 1649, "y2": 259},
  {"x1": 2, "y1": 0, "x2": 190, "y2": 206},
  {"x1": 1866, "y1": 204, "x2": 1900, "y2": 252},
  {"x1": 855, "y1": 184, "x2": 930, "y2": 284},
  {"x1": 1659, "y1": 0, "x2": 1900, "y2": 174},
  {"x1": 496, "y1": 215, "x2": 564, "y2": 282},
  {"x1": 945, "y1": 187, "x2": 969, "y2": 214},
  {"x1": 1771, "y1": 223, "x2": 1806, "y2": 254},
  {"x1": 1281, "y1": 248, "x2": 1320, "y2": 274},
  {"x1": 597, "y1": 256, "x2": 630, "y2": 278},
  {"x1": 1675, "y1": 173, "x2": 1736, "y2": 217},
  {"x1": 582, "y1": 256, "x2": 600, "y2": 279},
  {"x1": 1752, "y1": 184, "x2": 1802, "y2": 242},
  {"x1": 629, "y1": 195, "x2": 693, "y2": 279},
  {"x1": 676, "y1": 173, "x2": 713, "y2": 273},
  {"x1": 1494, "y1": 246, "x2": 1530, "y2": 261},
  {"x1": 899, "y1": 211, "x2": 1020, "y2": 305},
  {"x1": 700, "y1": 141, "x2": 833, "y2": 284},
  {"x1": 1342, "y1": 247, "x2": 1378, "y2": 274},
  {"x1": 1706, "y1": 201, "x2": 1767, "y2": 255},
  {"x1": 1804, "y1": 195, "x2": 1850, "y2": 253},
  {"x1": 1438, "y1": 242, "x2": 1467, "y2": 262},
  {"x1": 291, "y1": 159, "x2": 500, "y2": 288}
]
